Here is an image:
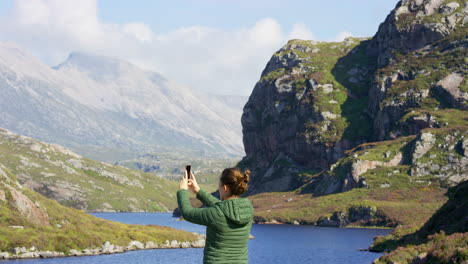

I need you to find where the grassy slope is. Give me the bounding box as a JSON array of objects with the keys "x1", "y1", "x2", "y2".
[
  {"x1": 372, "y1": 180, "x2": 468, "y2": 264},
  {"x1": 0, "y1": 128, "x2": 179, "y2": 212},
  {"x1": 248, "y1": 124, "x2": 466, "y2": 227},
  {"x1": 0, "y1": 167, "x2": 196, "y2": 253}
]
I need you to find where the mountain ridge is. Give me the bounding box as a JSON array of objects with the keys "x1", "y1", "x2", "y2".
[
  {"x1": 0, "y1": 127, "x2": 180, "y2": 212},
  {"x1": 0, "y1": 42, "x2": 246, "y2": 161}
]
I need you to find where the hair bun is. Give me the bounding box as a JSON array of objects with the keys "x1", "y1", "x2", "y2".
[
  {"x1": 220, "y1": 167, "x2": 250, "y2": 196},
  {"x1": 243, "y1": 169, "x2": 251, "y2": 183}
]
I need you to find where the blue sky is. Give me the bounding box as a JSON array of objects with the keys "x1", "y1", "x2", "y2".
[
  {"x1": 0, "y1": 0, "x2": 398, "y2": 95},
  {"x1": 95, "y1": 0, "x2": 397, "y2": 40}
]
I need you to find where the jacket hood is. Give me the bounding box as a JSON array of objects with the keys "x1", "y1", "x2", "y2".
[{"x1": 218, "y1": 198, "x2": 253, "y2": 225}]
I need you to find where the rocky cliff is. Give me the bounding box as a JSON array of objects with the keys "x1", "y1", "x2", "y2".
[
  {"x1": 241, "y1": 37, "x2": 377, "y2": 194},
  {"x1": 240, "y1": 0, "x2": 467, "y2": 195}
]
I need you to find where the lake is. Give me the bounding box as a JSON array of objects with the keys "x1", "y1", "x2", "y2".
[{"x1": 2, "y1": 213, "x2": 391, "y2": 264}]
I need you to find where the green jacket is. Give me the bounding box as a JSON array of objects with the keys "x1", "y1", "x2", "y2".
[{"x1": 177, "y1": 189, "x2": 254, "y2": 264}]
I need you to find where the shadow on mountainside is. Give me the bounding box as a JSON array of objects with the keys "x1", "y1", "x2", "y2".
[
  {"x1": 331, "y1": 40, "x2": 377, "y2": 145},
  {"x1": 372, "y1": 180, "x2": 468, "y2": 252}
]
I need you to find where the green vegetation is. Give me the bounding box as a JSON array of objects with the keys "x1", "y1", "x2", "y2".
[
  {"x1": 372, "y1": 180, "x2": 468, "y2": 263},
  {"x1": 249, "y1": 123, "x2": 466, "y2": 227},
  {"x1": 245, "y1": 2, "x2": 467, "y2": 262},
  {"x1": 0, "y1": 167, "x2": 197, "y2": 253},
  {"x1": 260, "y1": 38, "x2": 376, "y2": 144},
  {"x1": 250, "y1": 186, "x2": 446, "y2": 226},
  {"x1": 0, "y1": 129, "x2": 179, "y2": 212},
  {"x1": 400, "y1": 109, "x2": 468, "y2": 129},
  {"x1": 378, "y1": 24, "x2": 467, "y2": 110}
]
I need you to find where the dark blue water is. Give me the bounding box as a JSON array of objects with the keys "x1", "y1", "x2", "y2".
[{"x1": 2, "y1": 213, "x2": 391, "y2": 264}]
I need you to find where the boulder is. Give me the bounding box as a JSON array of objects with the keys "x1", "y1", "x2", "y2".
[
  {"x1": 127, "y1": 240, "x2": 144, "y2": 250},
  {"x1": 100, "y1": 241, "x2": 114, "y2": 253},
  {"x1": 169, "y1": 240, "x2": 180, "y2": 248},
  {"x1": 412, "y1": 132, "x2": 436, "y2": 161},
  {"x1": 317, "y1": 211, "x2": 349, "y2": 227},
  {"x1": 11, "y1": 247, "x2": 27, "y2": 255},
  {"x1": 433, "y1": 73, "x2": 467, "y2": 110},
  {"x1": 38, "y1": 251, "x2": 57, "y2": 258},
  {"x1": 0, "y1": 252, "x2": 10, "y2": 259},
  {"x1": 69, "y1": 249, "x2": 81, "y2": 256},
  {"x1": 191, "y1": 239, "x2": 205, "y2": 248},
  {"x1": 180, "y1": 242, "x2": 191, "y2": 248},
  {"x1": 439, "y1": 2, "x2": 460, "y2": 15},
  {"x1": 145, "y1": 241, "x2": 157, "y2": 249},
  {"x1": 18, "y1": 252, "x2": 38, "y2": 259}
]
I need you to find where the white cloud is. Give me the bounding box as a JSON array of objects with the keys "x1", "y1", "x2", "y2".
[
  {"x1": 287, "y1": 23, "x2": 315, "y2": 40},
  {"x1": 122, "y1": 22, "x2": 154, "y2": 43},
  {"x1": 0, "y1": 0, "x2": 317, "y2": 96},
  {"x1": 334, "y1": 31, "x2": 353, "y2": 42}
]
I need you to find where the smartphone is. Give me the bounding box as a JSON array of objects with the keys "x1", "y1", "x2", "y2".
[{"x1": 186, "y1": 165, "x2": 191, "y2": 179}]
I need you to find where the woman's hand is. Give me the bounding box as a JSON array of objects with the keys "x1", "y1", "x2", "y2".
[
  {"x1": 179, "y1": 170, "x2": 188, "y2": 190},
  {"x1": 188, "y1": 172, "x2": 200, "y2": 194}
]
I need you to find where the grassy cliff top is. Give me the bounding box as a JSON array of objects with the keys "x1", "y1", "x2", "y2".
[{"x1": 259, "y1": 37, "x2": 376, "y2": 144}]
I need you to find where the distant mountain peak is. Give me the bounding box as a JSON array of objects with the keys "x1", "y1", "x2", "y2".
[{"x1": 0, "y1": 42, "x2": 245, "y2": 158}]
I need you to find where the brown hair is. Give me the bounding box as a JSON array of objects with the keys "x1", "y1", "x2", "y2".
[{"x1": 220, "y1": 168, "x2": 250, "y2": 196}]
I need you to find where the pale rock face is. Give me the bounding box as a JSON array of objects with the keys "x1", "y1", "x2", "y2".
[
  {"x1": 439, "y1": 2, "x2": 461, "y2": 14},
  {"x1": 434, "y1": 73, "x2": 467, "y2": 110},
  {"x1": 412, "y1": 132, "x2": 436, "y2": 161},
  {"x1": 7, "y1": 186, "x2": 50, "y2": 226},
  {"x1": 367, "y1": 0, "x2": 464, "y2": 67},
  {"x1": 424, "y1": 0, "x2": 445, "y2": 15},
  {"x1": 128, "y1": 241, "x2": 144, "y2": 250},
  {"x1": 350, "y1": 153, "x2": 403, "y2": 186}
]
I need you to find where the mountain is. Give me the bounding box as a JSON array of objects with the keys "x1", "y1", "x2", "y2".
[
  {"x1": 240, "y1": 37, "x2": 377, "y2": 194},
  {"x1": 0, "y1": 164, "x2": 200, "y2": 259},
  {"x1": 116, "y1": 152, "x2": 239, "y2": 185},
  {"x1": 0, "y1": 127, "x2": 180, "y2": 212},
  {"x1": 239, "y1": 0, "x2": 467, "y2": 231},
  {"x1": 0, "y1": 43, "x2": 246, "y2": 161},
  {"x1": 239, "y1": 0, "x2": 467, "y2": 195}
]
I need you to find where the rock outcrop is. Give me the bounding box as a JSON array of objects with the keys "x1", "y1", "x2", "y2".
[
  {"x1": 240, "y1": 38, "x2": 376, "y2": 194},
  {"x1": 410, "y1": 128, "x2": 468, "y2": 185},
  {"x1": 367, "y1": 0, "x2": 467, "y2": 141},
  {"x1": 0, "y1": 166, "x2": 50, "y2": 226},
  {"x1": 239, "y1": 0, "x2": 467, "y2": 196},
  {"x1": 367, "y1": 0, "x2": 466, "y2": 67}
]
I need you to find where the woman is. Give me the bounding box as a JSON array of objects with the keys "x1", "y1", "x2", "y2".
[{"x1": 177, "y1": 167, "x2": 254, "y2": 264}]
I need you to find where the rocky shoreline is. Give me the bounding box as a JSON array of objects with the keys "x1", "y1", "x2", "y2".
[
  {"x1": 0, "y1": 235, "x2": 206, "y2": 260},
  {"x1": 254, "y1": 217, "x2": 394, "y2": 228}
]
